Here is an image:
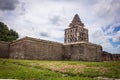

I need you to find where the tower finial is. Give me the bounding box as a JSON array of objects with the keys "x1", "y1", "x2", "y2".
[{"x1": 70, "y1": 14, "x2": 84, "y2": 27}]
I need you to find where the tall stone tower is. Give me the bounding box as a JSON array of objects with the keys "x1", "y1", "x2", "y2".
[{"x1": 64, "y1": 14, "x2": 88, "y2": 43}]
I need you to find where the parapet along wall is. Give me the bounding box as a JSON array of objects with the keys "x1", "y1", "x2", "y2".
[
  {"x1": 10, "y1": 37, "x2": 64, "y2": 60},
  {"x1": 0, "y1": 41, "x2": 9, "y2": 58},
  {"x1": 63, "y1": 42, "x2": 102, "y2": 61},
  {"x1": 0, "y1": 37, "x2": 104, "y2": 61}
]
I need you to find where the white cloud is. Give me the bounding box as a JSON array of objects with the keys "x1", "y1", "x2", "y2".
[
  {"x1": 106, "y1": 44, "x2": 120, "y2": 53},
  {"x1": 112, "y1": 31, "x2": 120, "y2": 42},
  {"x1": 103, "y1": 22, "x2": 120, "y2": 36}
]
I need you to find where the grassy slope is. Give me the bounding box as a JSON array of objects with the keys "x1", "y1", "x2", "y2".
[{"x1": 0, "y1": 59, "x2": 120, "y2": 80}]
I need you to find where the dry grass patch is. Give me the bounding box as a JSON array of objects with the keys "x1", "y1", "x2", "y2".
[
  {"x1": 29, "y1": 62, "x2": 108, "y2": 74},
  {"x1": 88, "y1": 66, "x2": 108, "y2": 73},
  {"x1": 29, "y1": 62, "x2": 86, "y2": 73}
]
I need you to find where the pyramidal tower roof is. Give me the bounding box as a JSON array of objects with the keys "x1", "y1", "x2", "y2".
[{"x1": 70, "y1": 14, "x2": 84, "y2": 27}]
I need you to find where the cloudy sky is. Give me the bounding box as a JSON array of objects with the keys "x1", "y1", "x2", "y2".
[{"x1": 0, "y1": 0, "x2": 120, "y2": 53}]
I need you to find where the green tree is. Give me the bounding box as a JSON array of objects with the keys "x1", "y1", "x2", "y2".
[{"x1": 0, "y1": 22, "x2": 19, "y2": 42}]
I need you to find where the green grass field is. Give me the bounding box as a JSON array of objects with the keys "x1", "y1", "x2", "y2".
[{"x1": 0, "y1": 58, "x2": 120, "y2": 80}]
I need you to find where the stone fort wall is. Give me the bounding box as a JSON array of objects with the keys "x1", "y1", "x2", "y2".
[
  {"x1": 0, "y1": 41, "x2": 9, "y2": 58},
  {"x1": 64, "y1": 42, "x2": 102, "y2": 61},
  {"x1": 0, "y1": 37, "x2": 119, "y2": 61},
  {"x1": 0, "y1": 37, "x2": 103, "y2": 61},
  {"x1": 10, "y1": 37, "x2": 64, "y2": 60},
  {"x1": 102, "y1": 51, "x2": 120, "y2": 61},
  {"x1": 0, "y1": 37, "x2": 120, "y2": 61}
]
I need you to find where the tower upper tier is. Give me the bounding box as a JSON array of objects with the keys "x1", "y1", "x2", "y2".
[{"x1": 69, "y1": 14, "x2": 84, "y2": 27}]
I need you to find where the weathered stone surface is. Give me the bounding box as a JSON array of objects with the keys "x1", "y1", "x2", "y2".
[
  {"x1": 0, "y1": 41, "x2": 9, "y2": 58},
  {"x1": 64, "y1": 42, "x2": 102, "y2": 61},
  {"x1": 9, "y1": 37, "x2": 103, "y2": 61},
  {"x1": 102, "y1": 51, "x2": 120, "y2": 61},
  {"x1": 10, "y1": 37, "x2": 64, "y2": 60}
]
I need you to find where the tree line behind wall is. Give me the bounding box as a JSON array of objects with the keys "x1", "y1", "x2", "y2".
[{"x1": 0, "y1": 22, "x2": 19, "y2": 42}]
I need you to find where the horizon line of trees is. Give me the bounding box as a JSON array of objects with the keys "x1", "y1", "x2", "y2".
[{"x1": 0, "y1": 22, "x2": 19, "y2": 42}]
